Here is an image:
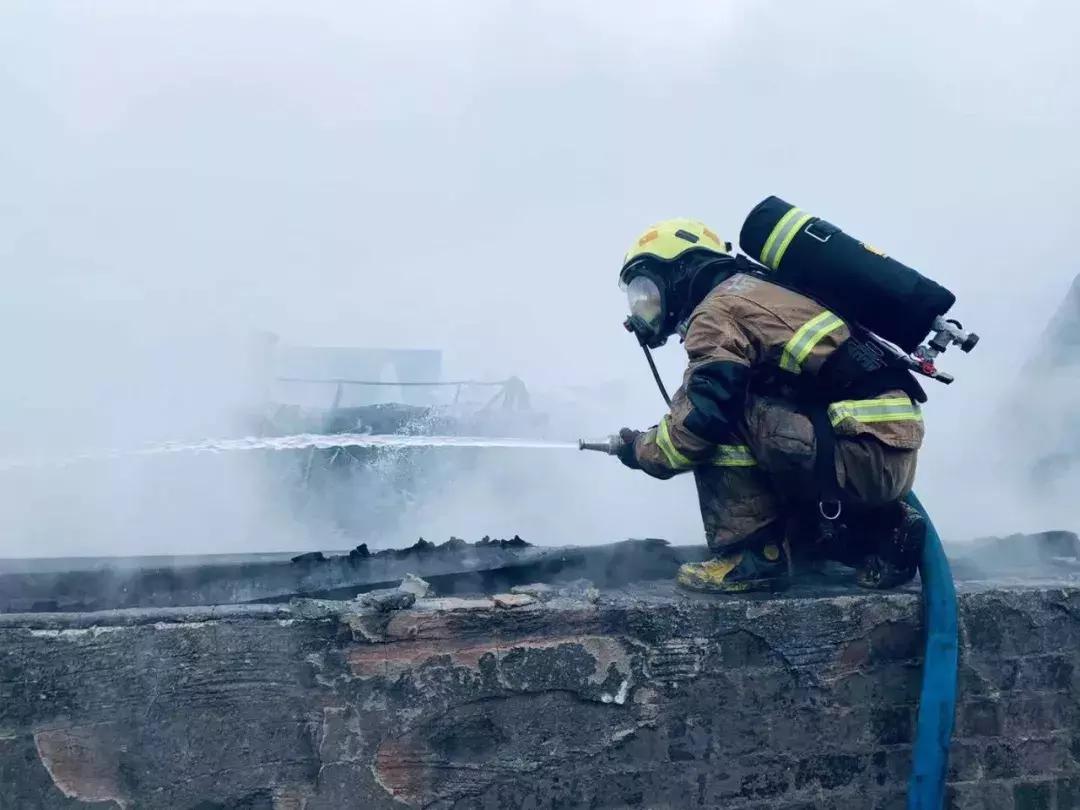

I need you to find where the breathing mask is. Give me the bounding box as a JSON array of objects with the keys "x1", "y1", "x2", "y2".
[{"x1": 621, "y1": 273, "x2": 667, "y2": 348}]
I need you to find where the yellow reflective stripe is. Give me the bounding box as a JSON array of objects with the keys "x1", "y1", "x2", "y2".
[
  {"x1": 712, "y1": 444, "x2": 757, "y2": 467},
  {"x1": 656, "y1": 420, "x2": 756, "y2": 469},
  {"x1": 656, "y1": 416, "x2": 693, "y2": 470},
  {"x1": 780, "y1": 310, "x2": 845, "y2": 374},
  {"x1": 761, "y1": 207, "x2": 813, "y2": 270},
  {"x1": 828, "y1": 397, "x2": 923, "y2": 427},
  {"x1": 771, "y1": 212, "x2": 812, "y2": 269},
  {"x1": 759, "y1": 206, "x2": 801, "y2": 267}
]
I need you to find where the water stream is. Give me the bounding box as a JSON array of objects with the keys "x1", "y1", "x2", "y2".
[{"x1": 0, "y1": 433, "x2": 579, "y2": 472}]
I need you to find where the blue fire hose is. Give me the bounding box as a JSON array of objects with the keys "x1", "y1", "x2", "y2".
[{"x1": 905, "y1": 491, "x2": 958, "y2": 809}]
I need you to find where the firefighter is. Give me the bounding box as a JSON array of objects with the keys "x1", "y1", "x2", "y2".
[{"x1": 615, "y1": 219, "x2": 927, "y2": 593}]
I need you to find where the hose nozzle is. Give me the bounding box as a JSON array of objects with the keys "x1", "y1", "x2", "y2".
[{"x1": 578, "y1": 436, "x2": 624, "y2": 455}]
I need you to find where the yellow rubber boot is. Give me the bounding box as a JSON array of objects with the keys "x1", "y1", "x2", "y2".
[{"x1": 677, "y1": 542, "x2": 790, "y2": 594}]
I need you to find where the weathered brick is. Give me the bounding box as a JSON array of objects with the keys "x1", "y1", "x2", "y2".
[
  {"x1": 715, "y1": 628, "x2": 788, "y2": 668},
  {"x1": 873, "y1": 790, "x2": 908, "y2": 810},
  {"x1": 870, "y1": 748, "x2": 912, "y2": 787},
  {"x1": 794, "y1": 752, "x2": 868, "y2": 790},
  {"x1": 964, "y1": 602, "x2": 1044, "y2": 657},
  {"x1": 983, "y1": 741, "x2": 1024, "y2": 780},
  {"x1": 1057, "y1": 777, "x2": 1080, "y2": 810},
  {"x1": 868, "y1": 621, "x2": 922, "y2": 663},
  {"x1": 871, "y1": 704, "x2": 916, "y2": 745},
  {"x1": 1015, "y1": 655, "x2": 1075, "y2": 692},
  {"x1": 739, "y1": 767, "x2": 792, "y2": 800},
  {"x1": 2, "y1": 582, "x2": 1079, "y2": 808},
  {"x1": 965, "y1": 658, "x2": 1022, "y2": 692},
  {"x1": 960, "y1": 698, "x2": 1004, "y2": 738},
  {"x1": 1014, "y1": 781, "x2": 1053, "y2": 810},
  {"x1": 1002, "y1": 693, "x2": 1073, "y2": 738},
  {"x1": 1015, "y1": 737, "x2": 1076, "y2": 777},
  {"x1": 948, "y1": 741, "x2": 988, "y2": 782},
  {"x1": 946, "y1": 781, "x2": 1014, "y2": 809}
]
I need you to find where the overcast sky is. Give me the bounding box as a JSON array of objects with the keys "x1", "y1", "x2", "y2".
[{"x1": 2, "y1": 1, "x2": 1077, "y2": 555}]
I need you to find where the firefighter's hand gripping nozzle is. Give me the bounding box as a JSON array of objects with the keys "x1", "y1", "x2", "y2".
[{"x1": 580, "y1": 430, "x2": 642, "y2": 470}]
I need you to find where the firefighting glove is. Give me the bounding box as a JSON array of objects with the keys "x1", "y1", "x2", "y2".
[{"x1": 616, "y1": 428, "x2": 641, "y2": 470}]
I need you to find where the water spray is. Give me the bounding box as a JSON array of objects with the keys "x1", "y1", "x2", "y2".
[{"x1": 0, "y1": 433, "x2": 579, "y2": 472}]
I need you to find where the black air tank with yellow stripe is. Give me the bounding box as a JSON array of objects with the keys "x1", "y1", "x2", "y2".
[{"x1": 739, "y1": 196, "x2": 956, "y2": 353}]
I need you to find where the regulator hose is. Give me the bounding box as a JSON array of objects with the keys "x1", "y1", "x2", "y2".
[
  {"x1": 642, "y1": 345, "x2": 672, "y2": 407},
  {"x1": 905, "y1": 491, "x2": 958, "y2": 809}
]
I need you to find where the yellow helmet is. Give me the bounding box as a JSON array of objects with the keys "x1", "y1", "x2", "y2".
[
  {"x1": 621, "y1": 218, "x2": 731, "y2": 276},
  {"x1": 619, "y1": 219, "x2": 735, "y2": 348}
]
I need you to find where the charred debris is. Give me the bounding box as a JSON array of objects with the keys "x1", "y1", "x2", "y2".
[
  {"x1": 3, "y1": 530, "x2": 1080, "y2": 616},
  {"x1": 0, "y1": 536, "x2": 695, "y2": 614}
]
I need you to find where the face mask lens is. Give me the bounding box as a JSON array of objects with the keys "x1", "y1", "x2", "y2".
[{"x1": 626, "y1": 276, "x2": 663, "y2": 326}]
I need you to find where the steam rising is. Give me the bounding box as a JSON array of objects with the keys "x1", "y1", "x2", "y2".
[{"x1": 2, "y1": 1, "x2": 1077, "y2": 557}]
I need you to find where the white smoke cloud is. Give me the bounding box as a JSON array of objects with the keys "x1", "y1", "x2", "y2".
[{"x1": 1, "y1": 0, "x2": 1077, "y2": 556}]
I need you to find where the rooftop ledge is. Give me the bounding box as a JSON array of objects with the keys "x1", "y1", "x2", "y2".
[{"x1": 3, "y1": 540, "x2": 1080, "y2": 808}]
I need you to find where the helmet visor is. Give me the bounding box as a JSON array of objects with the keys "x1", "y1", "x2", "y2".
[{"x1": 625, "y1": 275, "x2": 663, "y2": 327}]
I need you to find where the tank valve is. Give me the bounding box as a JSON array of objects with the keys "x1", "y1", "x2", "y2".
[{"x1": 909, "y1": 316, "x2": 980, "y2": 384}]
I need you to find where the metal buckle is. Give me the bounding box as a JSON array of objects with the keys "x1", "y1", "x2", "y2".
[
  {"x1": 819, "y1": 500, "x2": 842, "y2": 521},
  {"x1": 804, "y1": 221, "x2": 834, "y2": 243}
]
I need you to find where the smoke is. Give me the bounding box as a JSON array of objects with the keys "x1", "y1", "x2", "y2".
[{"x1": 1, "y1": 0, "x2": 1078, "y2": 557}]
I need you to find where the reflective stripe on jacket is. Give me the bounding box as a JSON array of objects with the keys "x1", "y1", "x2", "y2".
[{"x1": 633, "y1": 273, "x2": 924, "y2": 478}]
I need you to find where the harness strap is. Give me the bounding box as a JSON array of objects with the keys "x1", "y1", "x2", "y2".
[{"x1": 810, "y1": 404, "x2": 842, "y2": 515}]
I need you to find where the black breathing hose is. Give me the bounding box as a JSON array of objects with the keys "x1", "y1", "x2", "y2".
[{"x1": 642, "y1": 345, "x2": 672, "y2": 407}]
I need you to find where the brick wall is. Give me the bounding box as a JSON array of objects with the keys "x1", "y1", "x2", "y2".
[{"x1": 1, "y1": 586, "x2": 1078, "y2": 809}]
